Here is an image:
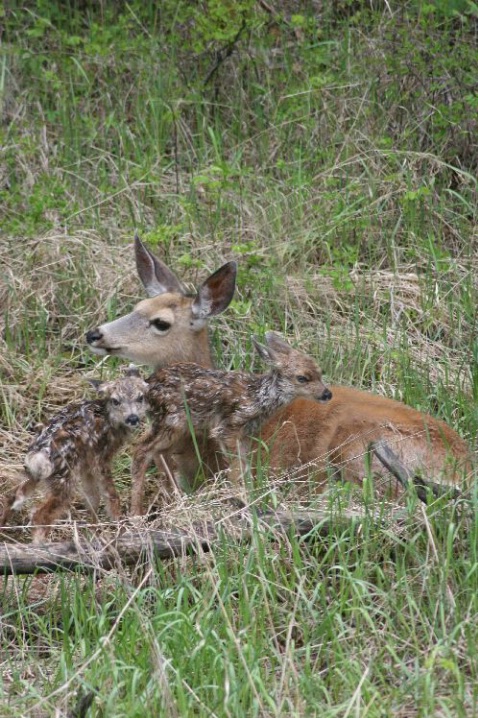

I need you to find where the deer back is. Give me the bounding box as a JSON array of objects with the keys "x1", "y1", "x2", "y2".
[{"x1": 259, "y1": 386, "x2": 472, "y2": 490}]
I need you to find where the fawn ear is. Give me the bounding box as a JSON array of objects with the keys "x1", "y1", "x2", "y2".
[
  {"x1": 125, "y1": 364, "x2": 141, "y2": 378},
  {"x1": 264, "y1": 332, "x2": 293, "y2": 356},
  {"x1": 191, "y1": 261, "x2": 237, "y2": 321},
  {"x1": 135, "y1": 233, "x2": 186, "y2": 297},
  {"x1": 252, "y1": 336, "x2": 275, "y2": 365},
  {"x1": 88, "y1": 379, "x2": 114, "y2": 396}
]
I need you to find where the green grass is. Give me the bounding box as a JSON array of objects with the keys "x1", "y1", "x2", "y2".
[
  {"x1": 2, "y1": 500, "x2": 478, "y2": 716},
  {"x1": 1, "y1": 1, "x2": 478, "y2": 716}
]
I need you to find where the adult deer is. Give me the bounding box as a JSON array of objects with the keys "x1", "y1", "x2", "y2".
[{"x1": 86, "y1": 236, "x2": 472, "y2": 504}]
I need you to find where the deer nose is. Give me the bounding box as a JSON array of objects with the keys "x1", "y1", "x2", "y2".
[
  {"x1": 318, "y1": 388, "x2": 332, "y2": 403},
  {"x1": 86, "y1": 328, "x2": 103, "y2": 345},
  {"x1": 125, "y1": 414, "x2": 140, "y2": 427}
]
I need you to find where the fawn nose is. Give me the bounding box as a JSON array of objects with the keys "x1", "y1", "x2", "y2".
[
  {"x1": 125, "y1": 414, "x2": 140, "y2": 427},
  {"x1": 318, "y1": 388, "x2": 332, "y2": 403},
  {"x1": 86, "y1": 328, "x2": 103, "y2": 345}
]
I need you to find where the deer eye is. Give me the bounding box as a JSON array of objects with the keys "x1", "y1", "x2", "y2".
[
  {"x1": 296, "y1": 375, "x2": 309, "y2": 384},
  {"x1": 136, "y1": 395, "x2": 144, "y2": 403},
  {"x1": 111, "y1": 398, "x2": 121, "y2": 406},
  {"x1": 150, "y1": 318, "x2": 171, "y2": 332}
]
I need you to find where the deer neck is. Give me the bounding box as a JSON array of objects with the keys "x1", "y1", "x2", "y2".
[
  {"x1": 152, "y1": 330, "x2": 214, "y2": 370},
  {"x1": 253, "y1": 371, "x2": 294, "y2": 420}
]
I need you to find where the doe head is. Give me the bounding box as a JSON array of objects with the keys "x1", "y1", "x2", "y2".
[
  {"x1": 86, "y1": 234, "x2": 237, "y2": 369},
  {"x1": 252, "y1": 332, "x2": 332, "y2": 404}
]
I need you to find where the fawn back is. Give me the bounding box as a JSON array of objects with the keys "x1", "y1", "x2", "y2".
[
  {"x1": 86, "y1": 239, "x2": 472, "y2": 493},
  {"x1": 145, "y1": 332, "x2": 332, "y2": 439},
  {"x1": 129, "y1": 333, "x2": 332, "y2": 513}
]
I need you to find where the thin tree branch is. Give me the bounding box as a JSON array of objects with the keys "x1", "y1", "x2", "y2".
[{"x1": 203, "y1": 19, "x2": 247, "y2": 86}]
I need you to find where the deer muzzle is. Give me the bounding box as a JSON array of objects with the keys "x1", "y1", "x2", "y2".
[
  {"x1": 125, "y1": 414, "x2": 141, "y2": 427},
  {"x1": 317, "y1": 388, "x2": 333, "y2": 403}
]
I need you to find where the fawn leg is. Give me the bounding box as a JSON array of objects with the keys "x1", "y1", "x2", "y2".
[
  {"x1": 97, "y1": 466, "x2": 121, "y2": 522},
  {"x1": 0, "y1": 474, "x2": 39, "y2": 527},
  {"x1": 0, "y1": 498, "x2": 13, "y2": 527},
  {"x1": 30, "y1": 484, "x2": 72, "y2": 543},
  {"x1": 0, "y1": 493, "x2": 17, "y2": 527},
  {"x1": 172, "y1": 432, "x2": 226, "y2": 490},
  {"x1": 80, "y1": 471, "x2": 102, "y2": 519},
  {"x1": 221, "y1": 437, "x2": 251, "y2": 487},
  {"x1": 130, "y1": 429, "x2": 172, "y2": 516},
  {"x1": 80, "y1": 467, "x2": 121, "y2": 523},
  {"x1": 153, "y1": 451, "x2": 182, "y2": 497},
  {"x1": 130, "y1": 441, "x2": 153, "y2": 516}
]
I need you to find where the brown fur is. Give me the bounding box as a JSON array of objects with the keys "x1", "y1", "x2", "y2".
[{"x1": 261, "y1": 389, "x2": 471, "y2": 493}]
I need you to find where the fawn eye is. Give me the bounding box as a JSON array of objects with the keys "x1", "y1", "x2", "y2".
[
  {"x1": 296, "y1": 375, "x2": 310, "y2": 384},
  {"x1": 150, "y1": 318, "x2": 171, "y2": 332}
]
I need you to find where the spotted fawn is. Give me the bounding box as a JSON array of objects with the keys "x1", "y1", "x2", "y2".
[
  {"x1": 130, "y1": 332, "x2": 332, "y2": 514},
  {"x1": 1, "y1": 367, "x2": 149, "y2": 542}
]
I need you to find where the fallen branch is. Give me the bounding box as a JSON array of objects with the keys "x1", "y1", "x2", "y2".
[
  {"x1": 0, "y1": 506, "x2": 363, "y2": 576},
  {"x1": 2, "y1": 443, "x2": 468, "y2": 575},
  {"x1": 371, "y1": 439, "x2": 464, "y2": 503}
]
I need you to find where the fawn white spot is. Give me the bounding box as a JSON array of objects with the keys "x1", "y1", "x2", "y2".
[
  {"x1": 12, "y1": 494, "x2": 26, "y2": 511},
  {"x1": 25, "y1": 451, "x2": 53, "y2": 481}
]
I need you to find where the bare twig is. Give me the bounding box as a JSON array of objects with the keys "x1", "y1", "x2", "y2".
[
  {"x1": 203, "y1": 19, "x2": 247, "y2": 86},
  {"x1": 256, "y1": 0, "x2": 292, "y2": 27}
]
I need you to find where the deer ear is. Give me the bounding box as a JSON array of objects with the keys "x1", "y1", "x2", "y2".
[
  {"x1": 135, "y1": 233, "x2": 185, "y2": 297},
  {"x1": 88, "y1": 378, "x2": 109, "y2": 396},
  {"x1": 251, "y1": 336, "x2": 275, "y2": 364},
  {"x1": 191, "y1": 261, "x2": 237, "y2": 320},
  {"x1": 264, "y1": 332, "x2": 293, "y2": 356},
  {"x1": 125, "y1": 363, "x2": 141, "y2": 378}
]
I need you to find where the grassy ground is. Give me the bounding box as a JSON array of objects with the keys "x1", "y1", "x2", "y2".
[{"x1": 1, "y1": 1, "x2": 478, "y2": 716}]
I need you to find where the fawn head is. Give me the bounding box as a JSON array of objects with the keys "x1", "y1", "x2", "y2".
[
  {"x1": 252, "y1": 332, "x2": 332, "y2": 403},
  {"x1": 86, "y1": 234, "x2": 237, "y2": 369},
  {"x1": 94, "y1": 366, "x2": 150, "y2": 429}
]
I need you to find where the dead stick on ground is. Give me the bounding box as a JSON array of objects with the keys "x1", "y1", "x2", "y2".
[
  {"x1": 0, "y1": 507, "x2": 363, "y2": 576},
  {"x1": 203, "y1": 19, "x2": 247, "y2": 86}
]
